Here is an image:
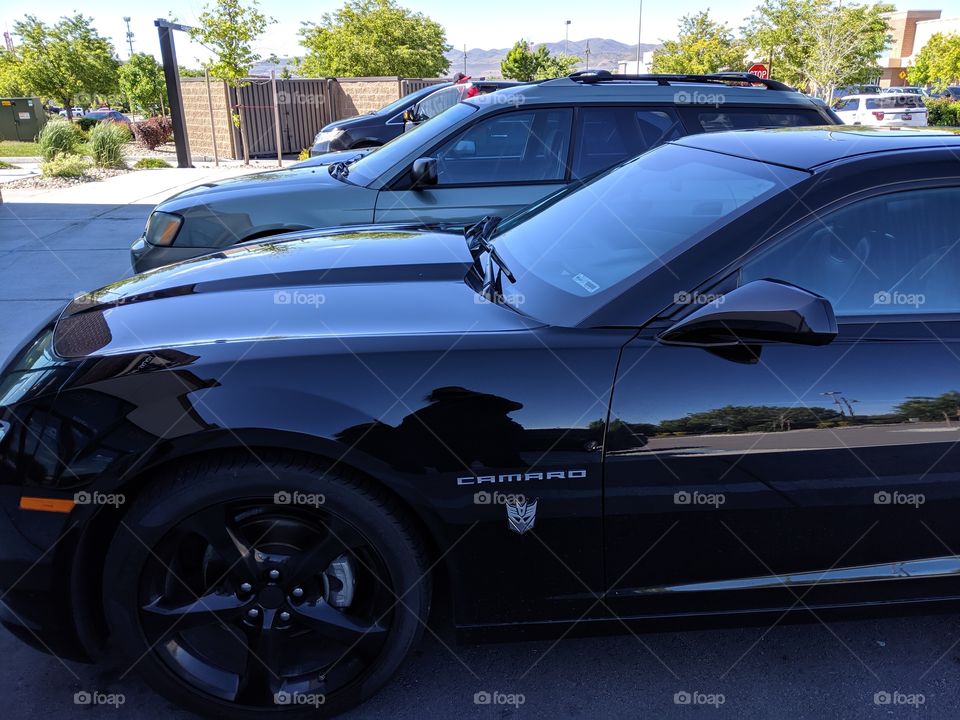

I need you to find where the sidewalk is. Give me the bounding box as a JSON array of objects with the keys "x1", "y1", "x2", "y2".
[{"x1": 0, "y1": 165, "x2": 278, "y2": 362}]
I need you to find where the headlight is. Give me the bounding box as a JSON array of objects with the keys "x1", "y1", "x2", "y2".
[
  {"x1": 144, "y1": 211, "x2": 183, "y2": 247},
  {"x1": 314, "y1": 128, "x2": 344, "y2": 144}
]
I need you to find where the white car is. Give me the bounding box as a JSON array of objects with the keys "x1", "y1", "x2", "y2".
[
  {"x1": 882, "y1": 86, "x2": 926, "y2": 95},
  {"x1": 832, "y1": 94, "x2": 928, "y2": 127},
  {"x1": 57, "y1": 107, "x2": 85, "y2": 118}
]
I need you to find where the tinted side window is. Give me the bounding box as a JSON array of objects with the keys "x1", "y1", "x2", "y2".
[
  {"x1": 433, "y1": 108, "x2": 573, "y2": 185},
  {"x1": 693, "y1": 108, "x2": 823, "y2": 132},
  {"x1": 741, "y1": 188, "x2": 960, "y2": 315},
  {"x1": 572, "y1": 107, "x2": 683, "y2": 179},
  {"x1": 833, "y1": 98, "x2": 860, "y2": 112}
]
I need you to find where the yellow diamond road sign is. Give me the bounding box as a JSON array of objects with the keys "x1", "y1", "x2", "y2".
[{"x1": 899, "y1": 70, "x2": 907, "y2": 79}]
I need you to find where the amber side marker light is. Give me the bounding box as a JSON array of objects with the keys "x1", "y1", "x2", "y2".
[{"x1": 19, "y1": 496, "x2": 75, "y2": 513}]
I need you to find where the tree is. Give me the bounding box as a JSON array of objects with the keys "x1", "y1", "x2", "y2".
[
  {"x1": 299, "y1": 0, "x2": 449, "y2": 78},
  {"x1": 119, "y1": 53, "x2": 167, "y2": 115},
  {"x1": 744, "y1": 0, "x2": 893, "y2": 97},
  {"x1": 909, "y1": 33, "x2": 960, "y2": 91},
  {"x1": 0, "y1": 50, "x2": 28, "y2": 97},
  {"x1": 501, "y1": 40, "x2": 579, "y2": 81},
  {"x1": 190, "y1": 0, "x2": 274, "y2": 163},
  {"x1": 13, "y1": 14, "x2": 120, "y2": 117},
  {"x1": 651, "y1": 11, "x2": 746, "y2": 75},
  {"x1": 501, "y1": 41, "x2": 539, "y2": 81}
]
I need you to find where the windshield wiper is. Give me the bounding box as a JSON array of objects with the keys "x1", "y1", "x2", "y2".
[{"x1": 465, "y1": 216, "x2": 516, "y2": 303}]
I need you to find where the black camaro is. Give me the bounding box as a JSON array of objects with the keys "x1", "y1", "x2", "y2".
[{"x1": 4, "y1": 127, "x2": 960, "y2": 717}]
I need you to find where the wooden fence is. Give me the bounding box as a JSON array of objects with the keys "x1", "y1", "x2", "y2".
[{"x1": 183, "y1": 76, "x2": 448, "y2": 159}]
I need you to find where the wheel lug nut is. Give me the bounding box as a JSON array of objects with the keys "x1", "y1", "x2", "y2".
[
  {"x1": 291, "y1": 587, "x2": 304, "y2": 599},
  {"x1": 279, "y1": 611, "x2": 291, "y2": 622},
  {"x1": 268, "y1": 569, "x2": 280, "y2": 581},
  {"x1": 247, "y1": 608, "x2": 260, "y2": 619},
  {"x1": 239, "y1": 582, "x2": 253, "y2": 593}
]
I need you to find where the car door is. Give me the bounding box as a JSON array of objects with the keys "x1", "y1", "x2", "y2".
[
  {"x1": 604, "y1": 184, "x2": 960, "y2": 619},
  {"x1": 373, "y1": 107, "x2": 574, "y2": 226}
]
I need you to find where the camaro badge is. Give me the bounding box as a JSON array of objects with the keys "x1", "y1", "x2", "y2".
[{"x1": 506, "y1": 497, "x2": 538, "y2": 535}]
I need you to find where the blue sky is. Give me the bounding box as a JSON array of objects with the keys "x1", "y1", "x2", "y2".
[{"x1": 4, "y1": 0, "x2": 959, "y2": 66}]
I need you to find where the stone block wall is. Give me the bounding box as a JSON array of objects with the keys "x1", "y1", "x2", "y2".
[{"x1": 180, "y1": 77, "x2": 236, "y2": 159}]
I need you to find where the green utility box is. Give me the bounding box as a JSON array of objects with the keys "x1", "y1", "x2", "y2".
[{"x1": 0, "y1": 97, "x2": 47, "y2": 142}]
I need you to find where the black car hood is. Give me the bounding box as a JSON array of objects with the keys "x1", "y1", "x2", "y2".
[{"x1": 56, "y1": 228, "x2": 542, "y2": 358}]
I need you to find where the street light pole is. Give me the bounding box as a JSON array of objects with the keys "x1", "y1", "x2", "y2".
[
  {"x1": 565, "y1": 20, "x2": 571, "y2": 56},
  {"x1": 636, "y1": 0, "x2": 643, "y2": 70}
]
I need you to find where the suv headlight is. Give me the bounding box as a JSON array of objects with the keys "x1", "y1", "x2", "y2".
[
  {"x1": 314, "y1": 128, "x2": 344, "y2": 144},
  {"x1": 145, "y1": 211, "x2": 183, "y2": 246}
]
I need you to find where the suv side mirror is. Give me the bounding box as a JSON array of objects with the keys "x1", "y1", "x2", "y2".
[
  {"x1": 659, "y1": 279, "x2": 837, "y2": 348},
  {"x1": 410, "y1": 157, "x2": 438, "y2": 188}
]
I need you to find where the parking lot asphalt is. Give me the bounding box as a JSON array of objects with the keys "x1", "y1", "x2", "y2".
[{"x1": 2, "y1": 171, "x2": 960, "y2": 719}]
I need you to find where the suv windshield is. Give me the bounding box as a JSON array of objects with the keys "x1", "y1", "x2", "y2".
[
  {"x1": 494, "y1": 143, "x2": 806, "y2": 323},
  {"x1": 345, "y1": 102, "x2": 477, "y2": 186}
]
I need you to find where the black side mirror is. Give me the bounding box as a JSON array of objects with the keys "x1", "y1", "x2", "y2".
[
  {"x1": 659, "y1": 279, "x2": 837, "y2": 348},
  {"x1": 410, "y1": 157, "x2": 438, "y2": 188}
]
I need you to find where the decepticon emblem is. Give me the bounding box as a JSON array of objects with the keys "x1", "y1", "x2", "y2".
[{"x1": 506, "y1": 497, "x2": 538, "y2": 535}]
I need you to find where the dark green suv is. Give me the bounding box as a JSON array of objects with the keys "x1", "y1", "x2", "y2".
[{"x1": 131, "y1": 72, "x2": 841, "y2": 272}]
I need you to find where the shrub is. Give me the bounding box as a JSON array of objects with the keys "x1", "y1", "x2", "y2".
[
  {"x1": 89, "y1": 121, "x2": 132, "y2": 168},
  {"x1": 41, "y1": 154, "x2": 91, "y2": 178},
  {"x1": 37, "y1": 120, "x2": 83, "y2": 161},
  {"x1": 925, "y1": 98, "x2": 960, "y2": 126},
  {"x1": 133, "y1": 157, "x2": 171, "y2": 169},
  {"x1": 76, "y1": 116, "x2": 99, "y2": 133},
  {"x1": 298, "y1": 147, "x2": 311, "y2": 161},
  {"x1": 131, "y1": 116, "x2": 173, "y2": 150}
]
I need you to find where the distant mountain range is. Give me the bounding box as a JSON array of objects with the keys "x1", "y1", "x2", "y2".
[
  {"x1": 248, "y1": 38, "x2": 660, "y2": 80},
  {"x1": 446, "y1": 39, "x2": 661, "y2": 77}
]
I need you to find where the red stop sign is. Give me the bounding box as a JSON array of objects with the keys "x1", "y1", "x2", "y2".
[{"x1": 748, "y1": 63, "x2": 769, "y2": 79}]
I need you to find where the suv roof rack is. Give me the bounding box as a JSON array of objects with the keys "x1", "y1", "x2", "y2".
[{"x1": 567, "y1": 70, "x2": 795, "y2": 92}]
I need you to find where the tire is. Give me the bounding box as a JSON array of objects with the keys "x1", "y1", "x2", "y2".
[{"x1": 102, "y1": 452, "x2": 430, "y2": 719}]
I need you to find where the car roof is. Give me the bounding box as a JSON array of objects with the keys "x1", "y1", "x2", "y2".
[
  {"x1": 469, "y1": 73, "x2": 826, "y2": 110},
  {"x1": 673, "y1": 127, "x2": 960, "y2": 171},
  {"x1": 837, "y1": 93, "x2": 923, "y2": 100}
]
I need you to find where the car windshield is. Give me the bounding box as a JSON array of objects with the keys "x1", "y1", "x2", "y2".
[
  {"x1": 378, "y1": 87, "x2": 440, "y2": 117},
  {"x1": 345, "y1": 102, "x2": 477, "y2": 186},
  {"x1": 493, "y1": 143, "x2": 807, "y2": 321}
]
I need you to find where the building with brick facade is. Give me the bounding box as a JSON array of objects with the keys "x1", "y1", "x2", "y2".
[{"x1": 880, "y1": 9, "x2": 943, "y2": 87}]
